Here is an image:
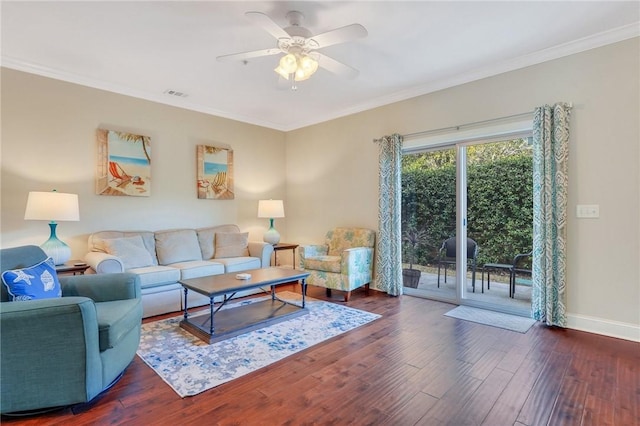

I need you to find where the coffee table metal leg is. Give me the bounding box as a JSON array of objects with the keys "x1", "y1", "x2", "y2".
[
  {"x1": 183, "y1": 287, "x2": 189, "y2": 320},
  {"x1": 209, "y1": 296, "x2": 215, "y2": 334},
  {"x1": 301, "y1": 278, "x2": 306, "y2": 308}
]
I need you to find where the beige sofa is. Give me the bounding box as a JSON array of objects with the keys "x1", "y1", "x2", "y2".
[{"x1": 84, "y1": 224, "x2": 273, "y2": 317}]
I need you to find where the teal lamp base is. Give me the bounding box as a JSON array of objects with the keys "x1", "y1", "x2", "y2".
[
  {"x1": 40, "y1": 222, "x2": 71, "y2": 265},
  {"x1": 263, "y1": 218, "x2": 281, "y2": 245}
]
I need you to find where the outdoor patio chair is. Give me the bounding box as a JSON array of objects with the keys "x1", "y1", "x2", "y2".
[
  {"x1": 510, "y1": 251, "x2": 532, "y2": 298},
  {"x1": 482, "y1": 250, "x2": 532, "y2": 298},
  {"x1": 437, "y1": 237, "x2": 479, "y2": 292}
]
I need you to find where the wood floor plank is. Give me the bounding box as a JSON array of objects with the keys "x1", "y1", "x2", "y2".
[
  {"x1": 547, "y1": 377, "x2": 589, "y2": 425},
  {"x1": 583, "y1": 394, "x2": 616, "y2": 426},
  {"x1": 482, "y1": 351, "x2": 550, "y2": 425},
  {"x1": 516, "y1": 351, "x2": 572, "y2": 425},
  {"x1": 2, "y1": 289, "x2": 638, "y2": 426},
  {"x1": 416, "y1": 373, "x2": 483, "y2": 425},
  {"x1": 379, "y1": 391, "x2": 438, "y2": 426}
]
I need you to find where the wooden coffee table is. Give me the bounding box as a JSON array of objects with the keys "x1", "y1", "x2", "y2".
[{"x1": 179, "y1": 267, "x2": 309, "y2": 344}]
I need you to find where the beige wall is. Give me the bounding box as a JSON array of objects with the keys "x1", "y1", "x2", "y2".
[
  {"x1": 2, "y1": 38, "x2": 638, "y2": 339},
  {"x1": 286, "y1": 38, "x2": 640, "y2": 336},
  {"x1": 1, "y1": 69, "x2": 287, "y2": 258}
]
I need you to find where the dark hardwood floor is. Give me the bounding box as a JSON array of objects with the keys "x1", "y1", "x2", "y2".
[{"x1": 4, "y1": 285, "x2": 639, "y2": 425}]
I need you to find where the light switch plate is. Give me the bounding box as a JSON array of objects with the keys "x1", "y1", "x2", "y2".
[{"x1": 576, "y1": 204, "x2": 599, "y2": 218}]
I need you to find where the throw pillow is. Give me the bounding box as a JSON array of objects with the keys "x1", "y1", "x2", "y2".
[
  {"x1": 154, "y1": 229, "x2": 202, "y2": 265},
  {"x1": 1, "y1": 257, "x2": 62, "y2": 301},
  {"x1": 102, "y1": 235, "x2": 154, "y2": 270},
  {"x1": 214, "y1": 232, "x2": 250, "y2": 259}
]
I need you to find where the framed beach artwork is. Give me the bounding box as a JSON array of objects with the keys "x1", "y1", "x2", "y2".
[
  {"x1": 96, "y1": 129, "x2": 151, "y2": 197},
  {"x1": 196, "y1": 145, "x2": 234, "y2": 199}
]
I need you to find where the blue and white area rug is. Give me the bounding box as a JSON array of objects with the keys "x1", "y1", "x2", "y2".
[
  {"x1": 444, "y1": 305, "x2": 536, "y2": 333},
  {"x1": 136, "y1": 291, "x2": 380, "y2": 397}
]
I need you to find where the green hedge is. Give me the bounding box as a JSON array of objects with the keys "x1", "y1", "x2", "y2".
[{"x1": 402, "y1": 154, "x2": 532, "y2": 266}]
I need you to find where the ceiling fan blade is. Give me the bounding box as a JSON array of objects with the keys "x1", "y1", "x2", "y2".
[
  {"x1": 245, "y1": 11, "x2": 291, "y2": 40},
  {"x1": 310, "y1": 24, "x2": 367, "y2": 49},
  {"x1": 316, "y1": 53, "x2": 359, "y2": 79},
  {"x1": 216, "y1": 48, "x2": 281, "y2": 62}
]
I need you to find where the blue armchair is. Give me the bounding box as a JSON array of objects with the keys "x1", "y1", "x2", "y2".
[{"x1": 0, "y1": 245, "x2": 142, "y2": 414}]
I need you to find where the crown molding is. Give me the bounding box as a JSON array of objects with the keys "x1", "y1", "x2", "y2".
[
  {"x1": 2, "y1": 23, "x2": 638, "y2": 132},
  {"x1": 0, "y1": 57, "x2": 290, "y2": 131},
  {"x1": 286, "y1": 23, "x2": 639, "y2": 131}
]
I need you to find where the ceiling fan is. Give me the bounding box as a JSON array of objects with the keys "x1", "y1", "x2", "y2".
[{"x1": 217, "y1": 11, "x2": 367, "y2": 89}]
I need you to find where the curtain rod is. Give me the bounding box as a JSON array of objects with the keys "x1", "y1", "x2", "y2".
[
  {"x1": 401, "y1": 110, "x2": 534, "y2": 140},
  {"x1": 374, "y1": 103, "x2": 573, "y2": 142}
]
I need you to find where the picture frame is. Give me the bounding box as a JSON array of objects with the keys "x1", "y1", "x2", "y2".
[
  {"x1": 196, "y1": 145, "x2": 234, "y2": 199},
  {"x1": 96, "y1": 129, "x2": 151, "y2": 197}
]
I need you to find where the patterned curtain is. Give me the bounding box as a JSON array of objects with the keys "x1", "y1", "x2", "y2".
[
  {"x1": 374, "y1": 134, "x2": 403, "y2": 296},
  {"x1": 532, "y1": 103, "x2": 571, "y2": 327}
]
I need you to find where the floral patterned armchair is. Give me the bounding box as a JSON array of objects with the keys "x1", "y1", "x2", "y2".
[{"x1": 298, "y1": 227, "x2": 375, "y2": 301}]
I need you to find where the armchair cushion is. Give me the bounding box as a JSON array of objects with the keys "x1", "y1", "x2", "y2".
[
  {"x1": 95, "y1": 299, "x2": 142, "y2": 351},
  {"x1": 101, "y1": 236, "x2": 154, "y2": 270},
  {"x1": 2, "y1": 257, "x2": 61, "y2": 301},
  {"x1": 303, "y1": 255, "x2": 341, "y2": 273}
]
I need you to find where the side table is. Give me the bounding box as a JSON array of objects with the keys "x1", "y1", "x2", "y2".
[
  {"x1": 273, "y1": 243, "x2": 299, "y2": 269},
  {"x1": 55, "y1": 260, "x2": 90, "y2": 276}
]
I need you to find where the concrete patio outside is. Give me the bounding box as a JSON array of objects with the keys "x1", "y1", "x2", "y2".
[{"x1": 406, "y1": 269, "x2": 532, "y2": 314}]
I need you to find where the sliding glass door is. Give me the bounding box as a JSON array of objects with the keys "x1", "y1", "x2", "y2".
[{"x1": 402, "y1": 138, "x2": 533, "y2": 317}]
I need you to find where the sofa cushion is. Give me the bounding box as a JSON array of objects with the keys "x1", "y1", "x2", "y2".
[
  {"x1": 214, "y1": 232, "x2": 250, "y2": 259},
  {"x1": 1, "y1": 257, "x2": 62, "y2": 301},
  {"x1": 303, "y1": 256, "x2": 342, "y2": 273},
  {"x1": 101, "y1": 236, "x2": 154, "y2": 270},
  {"x1": 95, "y1": 299, "x2": 141, "y2": 351},
  {"x1": 155, "y1": 229, "x2": 202, "y2": 265},
  {"x1": 196, "y1": 228, "x2": 216, "y2": 260},
  {"x1": 127, "y1": 265, "x2": 181, "y2": 289},
  {"x1": 167, "y1": 260, "x2": 225, "y2": 280},
  {"x1": 212, "y1": 257, "x2": 261, "y2": 273}
]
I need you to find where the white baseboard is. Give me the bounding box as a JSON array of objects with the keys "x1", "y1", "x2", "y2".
[{"x1": 567, "y1": 313, "x2": 640, "y2": 342}]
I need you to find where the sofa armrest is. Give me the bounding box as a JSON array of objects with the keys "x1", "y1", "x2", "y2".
[
  {"x1": 247, "y1": 241, "x2": 274, "y2": 268},
  {"x1": 59, "y1": 273, "x2": 141, "y2": 302},
  {"x1": 0, "y1": 298, "x2": 103, "y2": 413},
  {"x1": 341, "y1": 247, "x2": 374, "y2": 274},
  {"x1": 84, "y1": 251, "x2": 124, "y2": 274},
  {"x1": 298, "y1": 245, "x2": 329, "y2": 269}
]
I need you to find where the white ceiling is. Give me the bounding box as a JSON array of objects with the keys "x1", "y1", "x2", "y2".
[{"x1": 2, "y1": 1, "x2": 638, "y2": 131}]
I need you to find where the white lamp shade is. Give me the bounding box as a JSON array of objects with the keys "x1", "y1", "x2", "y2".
[
  {"x1": 24, "y1": 191, "x2": 79, "y2": 221},
  {"x1": 257, "y1": 200, "x2": 285, "y2": 218},
  {"x1": 24, "y1": 191, "x2": 79, "y2": 265}
]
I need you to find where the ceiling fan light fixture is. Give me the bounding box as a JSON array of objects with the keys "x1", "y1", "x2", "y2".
[
  {"x1": 274, "y1": 64, "x2": 291, "y2": 80},
  {"x1": 279, "y1": 53, "x2": 298, "y2": 73},
  {"x1": 298, "y1": 55, "x2": 318, "y2": 76}
]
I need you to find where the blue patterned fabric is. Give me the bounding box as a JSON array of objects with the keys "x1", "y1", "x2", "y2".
[
  {"x1": 1, "y1": 257, "x2": 62, "y2": 301},
  {"x1": 375, "y1": 134, "x2": 403, "y2": 296},
  {"x1": 532, "y1": 103, "x2": 571, "y2": 327}
]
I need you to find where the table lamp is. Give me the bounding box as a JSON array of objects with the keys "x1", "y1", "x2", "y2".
[
  {"x1": 24, "y1": 190, "x2": 80, "y2": 265},
  {"x1": 257, "y1": 199, "x2": 284, "y2": 245}
]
